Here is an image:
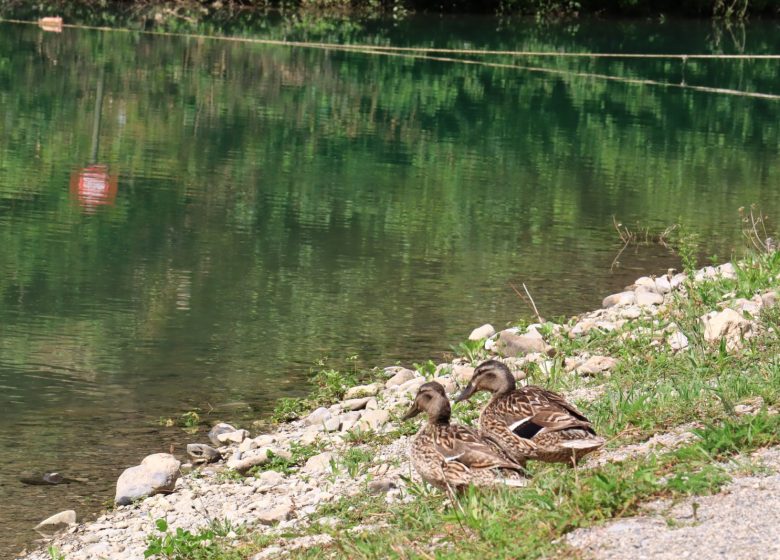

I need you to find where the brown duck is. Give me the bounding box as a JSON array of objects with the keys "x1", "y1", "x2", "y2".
[
  {"x1": 402, "y1": 381, "x2": 527, "y2": 491},
  {"x1": 454, "y1": 360, "x2": 604, "y2": 465}
]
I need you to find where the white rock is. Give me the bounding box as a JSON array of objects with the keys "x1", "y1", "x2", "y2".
[
  {"x1": 573, "y1": 356, "x2": 618, "y2": 376},
  {"x1": 217, "y1": 429, "x2": 250, "y2": 444},
  {"x1": 384, "y1": 369, "x2": 416, "y2": 388},
  {"x1": 694, "y1": 266, "x2": 717, "y2": 282},
  {"x1": 670, "y1": 272, "x2": 687, "y2": 289},
  {"x1": 495, "y1": 330, "x2": 551, "y2": 356},
  {"x1": 358, "y1": 410, "x2": 390, "y2": 431},
  {"x1": 717, "y1": 262, "x2": 737, "y2": 279},
  {"x1": 469, "y1": 323, "x2": 496, "y2": 340},
  {"x1": 344, "y1": 383, "x2": 381, "y2": 399},
  {"x1": 256, "y1": 499, "x2": 294, "y2": 525},
  {"x1": 256, "y1": 470, "x2": 285, "y2": 489},
  {"x1": 208, "y1": 423, "x2": 237, "y2": 446},
  {"x1": 115, "y1": 453, "x2": 181, "y2": 505},
  {"x1": 397, "y1": 376, "x2": 426, "y2": 395},
  {"x1": 701, "y1": 308, "x2": 754, "y2": 351},
  {"x1": 365, "y1": 398, "x2": 379, "y2": 410},
  {"x1": 227, "y1": 448, "x2": 266, "y2": 471},
  {"x1": 323, "y1": 417, "x2": 341, "y2": 432},
  {"x1": 602, "y1": 291, "x2": 636, "y2": 308},
  {"x1": 339, "y1": 411, "x2": 362, "y2": 432},
  {"x1": 451, "y1": 364, "x2": 476, "y2": 383},
  {"x1": 620, "y1": 306, "x2": 642, "y2": 319},
  {"x1": 301, "y1": 452, "x2": 334, "y2": 475},
  {"x1": 635, "y1": 287, "x2": 664, "y2": 307},
  {"x1": 305, "y1": 407, "x2": 332, "y2": 426},
  {"x1": 668, "y1": 331, "x2": 689, "y2": 351},
  {"x1": 239, "y1": 437, "x2": 259, "y2": 453},
  {"x1": 634, "y1": 276, "x2": 657, "y2": 291},
  {"x1": 655, "y1": 276, "x2": 672, "y2": 294},
  {"x1": 341, "y1": 397, "x2": 371, "y2": 411},
  {"x1": 432, "y1": 376, "x2": 457, "y2": 394},
  {"x1": 34, "y1": 510, "x2": 76, "y2": 534}
]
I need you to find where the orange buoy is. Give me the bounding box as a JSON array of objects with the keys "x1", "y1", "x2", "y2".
[{"x1": 38, "y1": 17, "x2": 63, "y2": 32}]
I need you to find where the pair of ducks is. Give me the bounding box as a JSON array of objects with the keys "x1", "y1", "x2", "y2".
[{"x1": 402, "y1": 360, "x2": 604, "y2": 491}]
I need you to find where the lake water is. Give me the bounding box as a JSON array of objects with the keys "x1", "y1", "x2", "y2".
[{"x1": 1, "y1": 14, "x2": 779, "y2": 555}]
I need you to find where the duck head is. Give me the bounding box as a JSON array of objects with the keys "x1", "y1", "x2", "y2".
[
  {"x1": 454, "y1": 359, "x2": 516, "y2": 403},
  {"x1": 402, "y1": 381, "x2": 451, "y2": 424}
]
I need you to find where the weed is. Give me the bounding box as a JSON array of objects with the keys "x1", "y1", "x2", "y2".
[
  {"x1": 144, "y1": 518, "x2": 243, "y2": 560},
  {"x1": 47, "y1": 547, "x2": 66, "y2": 560},
  {"x1": 450, "y1": 339, "x2": 489, "y2": 364}
]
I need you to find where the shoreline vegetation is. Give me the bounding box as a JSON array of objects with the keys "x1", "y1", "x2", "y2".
[
  {"x1": 1, "y1": 0, "x2": 779, "y2": 26},
  {"x1": 20, "y1": 212, "x2": 780, "y2": 559}
]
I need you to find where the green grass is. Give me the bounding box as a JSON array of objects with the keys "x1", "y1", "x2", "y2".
[{"x1": 271, "y1": 364, "x2": 384, "y2": 423}]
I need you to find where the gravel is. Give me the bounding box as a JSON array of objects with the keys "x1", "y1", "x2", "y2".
[{"x1": 567, "y1": 446, "x2": 780, "y2": 559}]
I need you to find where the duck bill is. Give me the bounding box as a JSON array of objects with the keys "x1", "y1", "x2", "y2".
[
  {"x1": 454, "y1": 383, "x2": 476, "y2": 403},
  {"x1": 401, "y1": 403, "x2": 420, "y2": 420}
]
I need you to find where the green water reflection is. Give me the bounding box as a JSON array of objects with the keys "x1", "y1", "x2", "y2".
[{"x1": 1, "y1": 16, "x2": 779, "y2": 554}]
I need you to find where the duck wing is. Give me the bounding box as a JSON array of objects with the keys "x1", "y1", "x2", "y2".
[
  {"x1": 434, "y1": 424, "x2": 524, "y2": 471},
  {"x1": 495, "y1": 389, "x2": 595, "y2": 439}
]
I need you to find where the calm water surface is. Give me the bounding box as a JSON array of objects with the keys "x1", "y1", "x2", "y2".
[{"x1": 1, "y1": 15, "x2": 779, "y2": 554}]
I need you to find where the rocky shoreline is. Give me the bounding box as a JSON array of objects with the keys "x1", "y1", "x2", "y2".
[{"x1": 18, "y1": 259, "x2": 779, "y2": 560}]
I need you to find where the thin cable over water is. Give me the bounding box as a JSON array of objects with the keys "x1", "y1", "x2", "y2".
[{"x1": 2, "y1": 17, "x2": 779, "y2": 100}]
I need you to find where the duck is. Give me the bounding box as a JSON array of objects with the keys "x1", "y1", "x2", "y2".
[
  {"x1": 454, "y1": 360, "x2": 604, "y2": 466},
  {"x1": 402, "y1": 381, "x2": 527, "y2": 492}
]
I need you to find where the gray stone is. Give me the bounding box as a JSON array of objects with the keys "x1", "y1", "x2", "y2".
[
  {"x1": 34, "y1": 510, "x2": 76, "y2": 534},
  {"x1": 115, "y1": 453, "x2": 181, "y2": 505},
  {"x1": 344, "y1": 383, "x2": 381, "y2": 399},
  {"x1": 384, "y1": 368, "x2": 416, "y2": 388},
  {"x1": 368, "y1": 479, "x2": 397, "y2": 494},
  {"x1": 495, "y1": 329, "x2": 551, "y2": 357},
  {"x1": 358, "y1": 409, "x2": 390, "y2": 431},
  {"x1": 208, "y1": 423, "x2": 237, "y2": 446},
  {"x1": 304, "y1": 407, "x2": 332, "y2": 426},
  {"x1": 602, "y1": 291, "x2": 636, "y2": 308},
  {"x1": 341, "y1": 397, "x2": 371, "y2": 411},
  {"x1": 301, "y1": 452, "x2": 334, "y2": 475},
  {"x1": 469, "y1": 323, "x2": 496, "y2": 340},
  {"x1": 186, "y1": 444, "x2": 221, "y2": 465}
]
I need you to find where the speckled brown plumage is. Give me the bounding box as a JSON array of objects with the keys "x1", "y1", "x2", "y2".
[
  {"x1": 455, "y1": 360, "x2": 604, "y2": 465},
  {"x1": 403, "y1": 382, "x2": 527, "y2": 491}
]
